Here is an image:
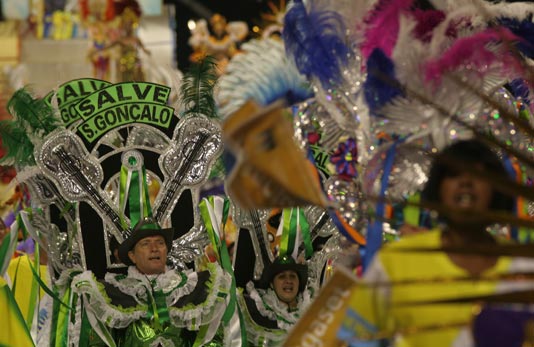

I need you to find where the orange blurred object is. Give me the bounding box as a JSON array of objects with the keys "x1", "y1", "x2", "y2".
[{"x1": 223, "y1": 100, "x2": 328, "y2": 209}]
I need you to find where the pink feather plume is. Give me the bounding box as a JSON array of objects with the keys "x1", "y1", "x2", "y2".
[
  {"x1": 361, "y1": 0, "x2": 414, "y2": 59},
  {"x1": 425, "y1": 28, "x2": 525, "y2": 85},
  {"x1": 411, "y1": 9, "x2": 446, "y2": 42}
]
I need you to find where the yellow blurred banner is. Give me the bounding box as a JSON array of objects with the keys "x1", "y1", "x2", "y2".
[
  {"x1": 0, "y1": 277, "x2": 35, "y2": 347},
  {"x1": 283, "y1": 267, "x2": 357, "y2": 347}
]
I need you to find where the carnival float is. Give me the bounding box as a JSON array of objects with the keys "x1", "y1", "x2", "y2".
[{"x1": 2, "y1": 0, "x2": 534, "y2": 346}]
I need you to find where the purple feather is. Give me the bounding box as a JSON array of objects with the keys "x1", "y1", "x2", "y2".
[
  {"x1": 3, "y1": 211, "x2": 15, "y2": 227},
  {"x1": 17, "y1": 238, "x2": 35, "y2": 254},
  {"x1": 283, "y1": 0, "x2": 350, "y2": 88}
]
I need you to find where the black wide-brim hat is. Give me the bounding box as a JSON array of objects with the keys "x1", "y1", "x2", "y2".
[
  {"x1": 259, "y1": 255, "x2": 308, "y2": 293},
  {"x1": 118, "y1": 217, "x2": 174, "y2": 266}
]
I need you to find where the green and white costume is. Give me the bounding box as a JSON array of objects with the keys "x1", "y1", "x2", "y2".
[
  {"x1": 72, "y1": 263, "x2": 231, "y2": 347},
  {"x1": 238, "y1": 282, "x2": 311, "y2": 347}
]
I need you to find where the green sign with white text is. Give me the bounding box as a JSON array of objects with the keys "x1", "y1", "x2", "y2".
[
  {"x1": 77, "y1": 102, "x2": 174, "y2": 143},
  {"x1": 70, "y1": 81, "x2": 175, "y2": 143},
  {"x1": 44, "y1": 78, "x2": 111, "y2": 126},
  {"x1": 75, "y1": 82, "x2": 171, "y2": 120},
  {"x1": 310, "y1": 144, "x2": 332, "y2": 178}
]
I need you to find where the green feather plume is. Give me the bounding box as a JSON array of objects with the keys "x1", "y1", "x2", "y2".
[
  {"x1": 180, "y1": 56, "x2": 219, "y2": 118},
  {"x1": 7, "y1": 88, "x2": 59, "y2": 136},
  {"x1": 0, "y1": 120, "x2": 36, "y2": 166},
  {"x1": 0, "y1": 88, "x2": 61, "y2": 166}
]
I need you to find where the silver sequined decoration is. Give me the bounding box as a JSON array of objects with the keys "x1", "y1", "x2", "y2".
[
  {"x1": 364, "y1": 142, "x2": 431, "y2": 201},
  {"x1": 168, "y1": 225, "x2": 210, "y2": 271},
  {"x1": 325, "y1": 176, "x2": 368, "y2": 232},
  {"x1": 154, "y1": 116, "x2": 222, "y2": 222},
  {"x1": 232, "y1": 206, "x2": 273, "y2": 280},
  {"x1": 37, "y1": 129, "x2": 104, "y2": 202}
]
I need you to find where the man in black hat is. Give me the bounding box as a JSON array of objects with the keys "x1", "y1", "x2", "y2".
[
  {"x1": 117, "y1": 217, "x2": 174, "y2": 275},
  {"x1": 72, "y1": 217, "x2": 231, "y2": 347},
  {"x1": 237, "y1": 255, "x2": 312, "y2": 347}
]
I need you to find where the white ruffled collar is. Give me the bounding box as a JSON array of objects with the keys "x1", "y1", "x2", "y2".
[
  {"x1": 72, "y1": 265, "x2": 228, "y2": 332},
  {"x1": 245, "y1": 282, "x2": 311, "y2": 330},
  {"x1": 104, "y1": 266, "x2": 194, "y2": 300}
]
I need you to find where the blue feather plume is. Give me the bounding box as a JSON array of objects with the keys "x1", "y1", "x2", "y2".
[
  {"x1": 283, "y1": 0, "x2": 350, "y2": 88},
  {"x1": 217, "y1": 38, "x2": 313, "y2": 118},
  {"x1": 245, "y1": 70, "x2": 313, "y2": 107},
  {"x1": 364, "y1": 48, "x2": 404, "y2": 115},
  {"x1": 508, "y1": 78, "x2": 530, "y2": 105},
  {"x1": 497, "y1": 17, "x2": 534, "y2": 58}
]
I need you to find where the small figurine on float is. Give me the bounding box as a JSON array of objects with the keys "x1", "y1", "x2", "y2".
[
  {"x1": 108, "y1": 0, "x2": 150, "y2": 82},
  {"x1": 188, "y1": 13, "x2": 248, "y2": 74},
  {"x1": 79, "y1": 0, "x2": 116, "y2": 80},
  {"x1": 27, "y1": 0, "x2": 45, "y2": 39}
]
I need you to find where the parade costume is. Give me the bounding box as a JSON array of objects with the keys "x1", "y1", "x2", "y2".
[
  {"x1": 65, "y1": 216, "x2": 231, "y2": 347},
  {"x1": 340, "y1": 229, "x2": 534, "y2": 347},
  {"x1": 236, "y1": 253, "x2": 313, "y2": 347},
  {"x1": 337, "y1": 134, "x2": 534, "y2": 347},
  {"x1": 71, "y1": 262, "x2": 230, "y2": 347},
  {"x1": 0, "y1": 47, "x2": 228, "y2": 345},
  {"x1": 188, "y1": 14, "x2": 248, "y2": 74},
  {"x1": 238, "y1": 281, "x2": 312, "y2": 347},
  {"x1": 112, "y1": 1, "x2": 148, "y2": 82}
]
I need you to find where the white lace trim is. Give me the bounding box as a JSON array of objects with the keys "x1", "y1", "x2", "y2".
[
  {"x1": 165, "y1": 271, "x2": 199, "y2": 305},
  {"x1": 245, "y1": 281, "x2": 311, "y2": 330},
  {"x1": 55, "y1": 266, "x2": 84, "y2": 289},
  {"x1": 104, "y1": 266, "x2": 199, "y2": 304},
  {"x1": 73, "y1": 266, "x2": 230, "y2": 331},
  {"x1": 72, "y1": 271, "x2": 146, "y2": 329},
  {"x1": 168, "y1": 263, "x2": 231, "y2": 330},
  {"x1": 237, "y1": 289, "x2": 287, "y2": 346}
]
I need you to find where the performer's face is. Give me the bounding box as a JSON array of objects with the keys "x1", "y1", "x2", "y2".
[
  {"x1": 128, "y1": 235, "x2": 168, "y2": 274},
  {"x1": 272, "y1": 270, "x2": 300, "y2": 305},
  {"x1": 439, "y1": 164, "x2": 493, "y2": 214}
]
